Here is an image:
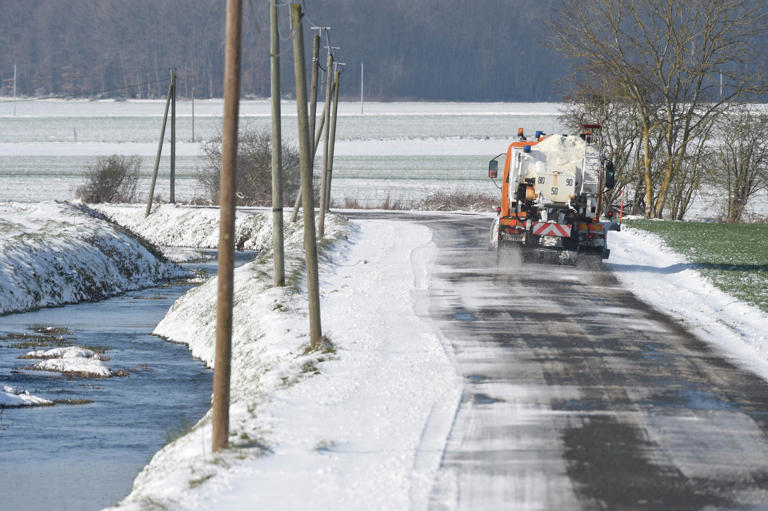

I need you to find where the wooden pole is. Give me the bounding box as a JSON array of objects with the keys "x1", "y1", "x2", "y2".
[
  {"x1": 192, "y1": 86, "x2": 196, "y2": 142},
  {"x1": 291, "y1": 3, "x2": 323, "y2": 348},
  {"x1": 270, "y1": 0, "x2": 285, "y2": 287},
  {"x1": 360, "y1": 61, "x2": 364, "y2": 116},
  {"x1": 318, "y1": 51, "x2": 333, "y2": 238},
  {"x1": 309, "y1": 34, "x2": 321, "y2": 157},
  {"x1": 212, "y1": 0, "x2": 242, "y2": 453},
  {"x1": 145, "y1": 78, "x2": 174, "y2": 217},
  {"x1": 325, "y1": 69, "x2": 340, "y2": 211},
  {"x1": 289, "y1": 35, "x2": 321, "y2": 224},
  {"x1": 289, "y1": 98, "x2": 327, "y2": 223},
  {"x1": 170, "y1": 69, "x2": 176, "y2": 204}
]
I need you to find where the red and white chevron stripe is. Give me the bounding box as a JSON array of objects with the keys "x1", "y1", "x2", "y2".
[{"x1": 532, "y1": 222, "x2": 571, "y2": 237}]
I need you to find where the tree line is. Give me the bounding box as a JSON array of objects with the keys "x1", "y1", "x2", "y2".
[
  {"x1": 0, "y1": 0, "x2": 565, "y2": 101},
  {"x1": 554, "y1": 0, "x2": 768, "y2": 222}
]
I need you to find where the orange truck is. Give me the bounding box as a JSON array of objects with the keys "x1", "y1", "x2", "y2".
[{"x1": 488, "y1": 124, "x2": 616, "y2": 260}]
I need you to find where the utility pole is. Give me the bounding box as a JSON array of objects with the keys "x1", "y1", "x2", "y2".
[
  {"x1": 325, "y1": 66, "x2": 341, "y2": 212},
  {"x1": 289, "y1": 32, "x2": 321, "y2": 223},
  {"x1": 212, "y1": 0, "x2": 243, "y2": 453},
  {"x1": 309, "y1": 31, "x2": 323, "y2": 150},
  {"x1": 318, "y1": 49, "x2": 334, "y2": 238},
  {"x1": 360, "y1": 61, "x2": 363, "y2": 116},
  {"x1": 291, "y1": 3, "x2": 323, "y2": 349},
  {"x1": 192, "y1": 86, "x2": 196, "y2": 142},
  {"x1": 270, "y1": 0, "x2": 285, "y2": 287},
  {"x1": 170, "y1": 69, "x2": 176, "y2": 204},
  {"x1": 145, "y1": 76, "x2": 174, "y2": 217},
  {"x1": 12, "y1": 63, "x2": 17, "y2": 117}
]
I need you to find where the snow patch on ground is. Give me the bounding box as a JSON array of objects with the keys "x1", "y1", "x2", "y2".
[
  {"x1": 22, "y1": 346, "x2": 103, "y2": 360},
  {"x1": 110, "y1": 214, "x2": 461, "y2": 510},
  {"x1": 0, "y1": 201, "x2": 184, "y2": 315},
  {"x1": 94, "y1": 204, "x2": 311, "y2": 253},
  {"x1": 0, "y1": 385, "x2": 53, "y2": 408},
  {"x1": 607, "y1": 226, "x2": 768, "y2": 379},
  {"x1": 20, "y1": 345, "x2": 121, "y2": 378}
]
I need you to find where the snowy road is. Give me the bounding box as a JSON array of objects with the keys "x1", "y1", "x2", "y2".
[{"x1": 358, "y1": 213, "x2": 768, "y2": 510}]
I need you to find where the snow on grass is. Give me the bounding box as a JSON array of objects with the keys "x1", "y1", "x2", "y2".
[
  {"x1": 606, "y1": 225, "x2": 768, "y2": 381},
  {"x1": 109, "y1": 211, "x2": 461, "y2": 510},
  {"x1": 0, "y1": 201, "x2": 185, "y2": 315},
  {"x1": 94, "y1": 203, "x2": 309, "y2": 253},
  {"x1": 1, "y1": 385, "x2": 53, "y2": 408}
]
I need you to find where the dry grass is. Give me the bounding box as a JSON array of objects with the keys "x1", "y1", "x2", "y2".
[{"x1": 335, "y1": 189, "x2": 497, "y2": 212}]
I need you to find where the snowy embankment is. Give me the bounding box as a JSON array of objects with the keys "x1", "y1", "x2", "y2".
[
  {"x1": 607, "y1": 226, "x2": 768, "y2": 379},
  {"x1": 94, "y1": 204, "x2": 302, "y2": 253},
  {"x1": 0, "y1": 201, "x2": 183, "y2": 315},
  {"x1": 104, "y1": 206, "x2": 461, "y2": 510}
]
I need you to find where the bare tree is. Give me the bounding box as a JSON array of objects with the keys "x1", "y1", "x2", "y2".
[
  {"x1": 199, "y1": 127, "x2": 301, "y2": 206},
  {"x1": 76, "y1": 154, "x2": 140, "y2": 203},
  {"x1": 713, "y1": 106, "x2": 768, "y2": 223},
  {"x1": 552, "y1": 0, "x2": 768, "y2": 218}
]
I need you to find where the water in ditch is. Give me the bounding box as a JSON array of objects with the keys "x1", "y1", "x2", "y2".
[{"x1": 0, "y1": 251, "x2": 254, "y2": 511}]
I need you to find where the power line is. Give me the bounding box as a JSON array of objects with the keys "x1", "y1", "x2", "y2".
[{"x1": 0, "y1": 78, "x2": 170, "y2": 104}]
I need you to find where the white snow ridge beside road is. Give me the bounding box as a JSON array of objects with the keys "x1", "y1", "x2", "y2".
[
  {"x1": 0, "y1": 201, "x2": 183, "y2": 315},
  {"x1": 111, "y1": 217, "x2": 461, "y2": 510}
]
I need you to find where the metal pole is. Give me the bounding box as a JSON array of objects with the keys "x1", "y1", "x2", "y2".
[
  {"x1": 270, "y1": 0, "x2": 285, "y2": 286},
  {"x1": 318, "y1": 51, "x2": 333, "y2": 238},
  {"x1": 145, "y1": 79, "x2": 174, "y2": 217},
  {"x1": 326, "y1": 69, "x2": 340, "y2": 211},
  {"x1": 291, "y1": 3, "x2": 323, "y2": 348},
  {"x1": 212, "y1": 0, "x2": 242, "y2": 453},
  {"x1": 170, "y1": 70, "x2": 176, "y2": 204}
]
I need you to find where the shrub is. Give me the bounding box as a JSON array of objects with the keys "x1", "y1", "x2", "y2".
[
  {"x1": 199, "y1": 128, "x2": 301, "y2": 206},
  {"x1": 76, "y1": 155, "x2": 140, "y2": 203}
]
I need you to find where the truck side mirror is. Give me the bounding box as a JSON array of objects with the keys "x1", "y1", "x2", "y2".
[
  {"x1": 604, "y1": 160, "x2": 615, "y2": 189},
  {"x1": 488, "y1": 159, "x2": 498, "y2": 179}
]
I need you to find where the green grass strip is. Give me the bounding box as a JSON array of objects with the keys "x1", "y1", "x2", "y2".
[{"x1": 624, "y1": 220, "x2": 768, "y2": 313}]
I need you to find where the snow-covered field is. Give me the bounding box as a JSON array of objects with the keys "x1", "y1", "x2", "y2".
[{"x1": 0, "y1": 201, "x2": 183, "y2": 315}]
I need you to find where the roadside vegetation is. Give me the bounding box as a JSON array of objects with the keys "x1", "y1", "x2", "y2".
[
  {"x1": 199, "y1": 128, "x2": 301, "y2": 206},
  {"x1": 76, "y1": 154, "x2": 141, "y2": 203},
  {"x1": 338, "y1": 189, "x2": 496, "y2": 212},
  {"x1": 553, "y1": 0, "x2": 768, "y2": 222},
  {"x1": 625, "y1": 219, "x2": 768, "y2": 313}
]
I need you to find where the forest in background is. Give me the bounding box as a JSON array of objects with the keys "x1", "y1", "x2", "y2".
[{"x1": 0, "y1": 0, "x2": 566, "y2": 101}]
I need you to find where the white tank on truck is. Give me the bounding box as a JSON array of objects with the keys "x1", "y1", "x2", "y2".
[{"x1": 488, "y1": 125, "x2": 616, "y2": 260}]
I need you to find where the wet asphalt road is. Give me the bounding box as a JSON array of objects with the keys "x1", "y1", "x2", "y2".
[
  {"x1": 415, "y1": 213, "x2": 768, "y2": 510},
  {"x1": 351, "y1": 212, "x2": 768, "y2": 510}
]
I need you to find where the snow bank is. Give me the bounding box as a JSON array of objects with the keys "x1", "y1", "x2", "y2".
[
  {"x1": 110, "y1": 213, "x2": 460, "y2": 510},
  {"x1": 1, "y1": 385, "x2": 53, "y2": 408},
  {"x1": 607, "y1": 226, "x2": 768, "y2": 380},
  {"x1": 94, "y1": 204, "x2": 311, "y2": 253},
  {"x1": 0, "y1": 201, "x2": 183, "y2": 315}
]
